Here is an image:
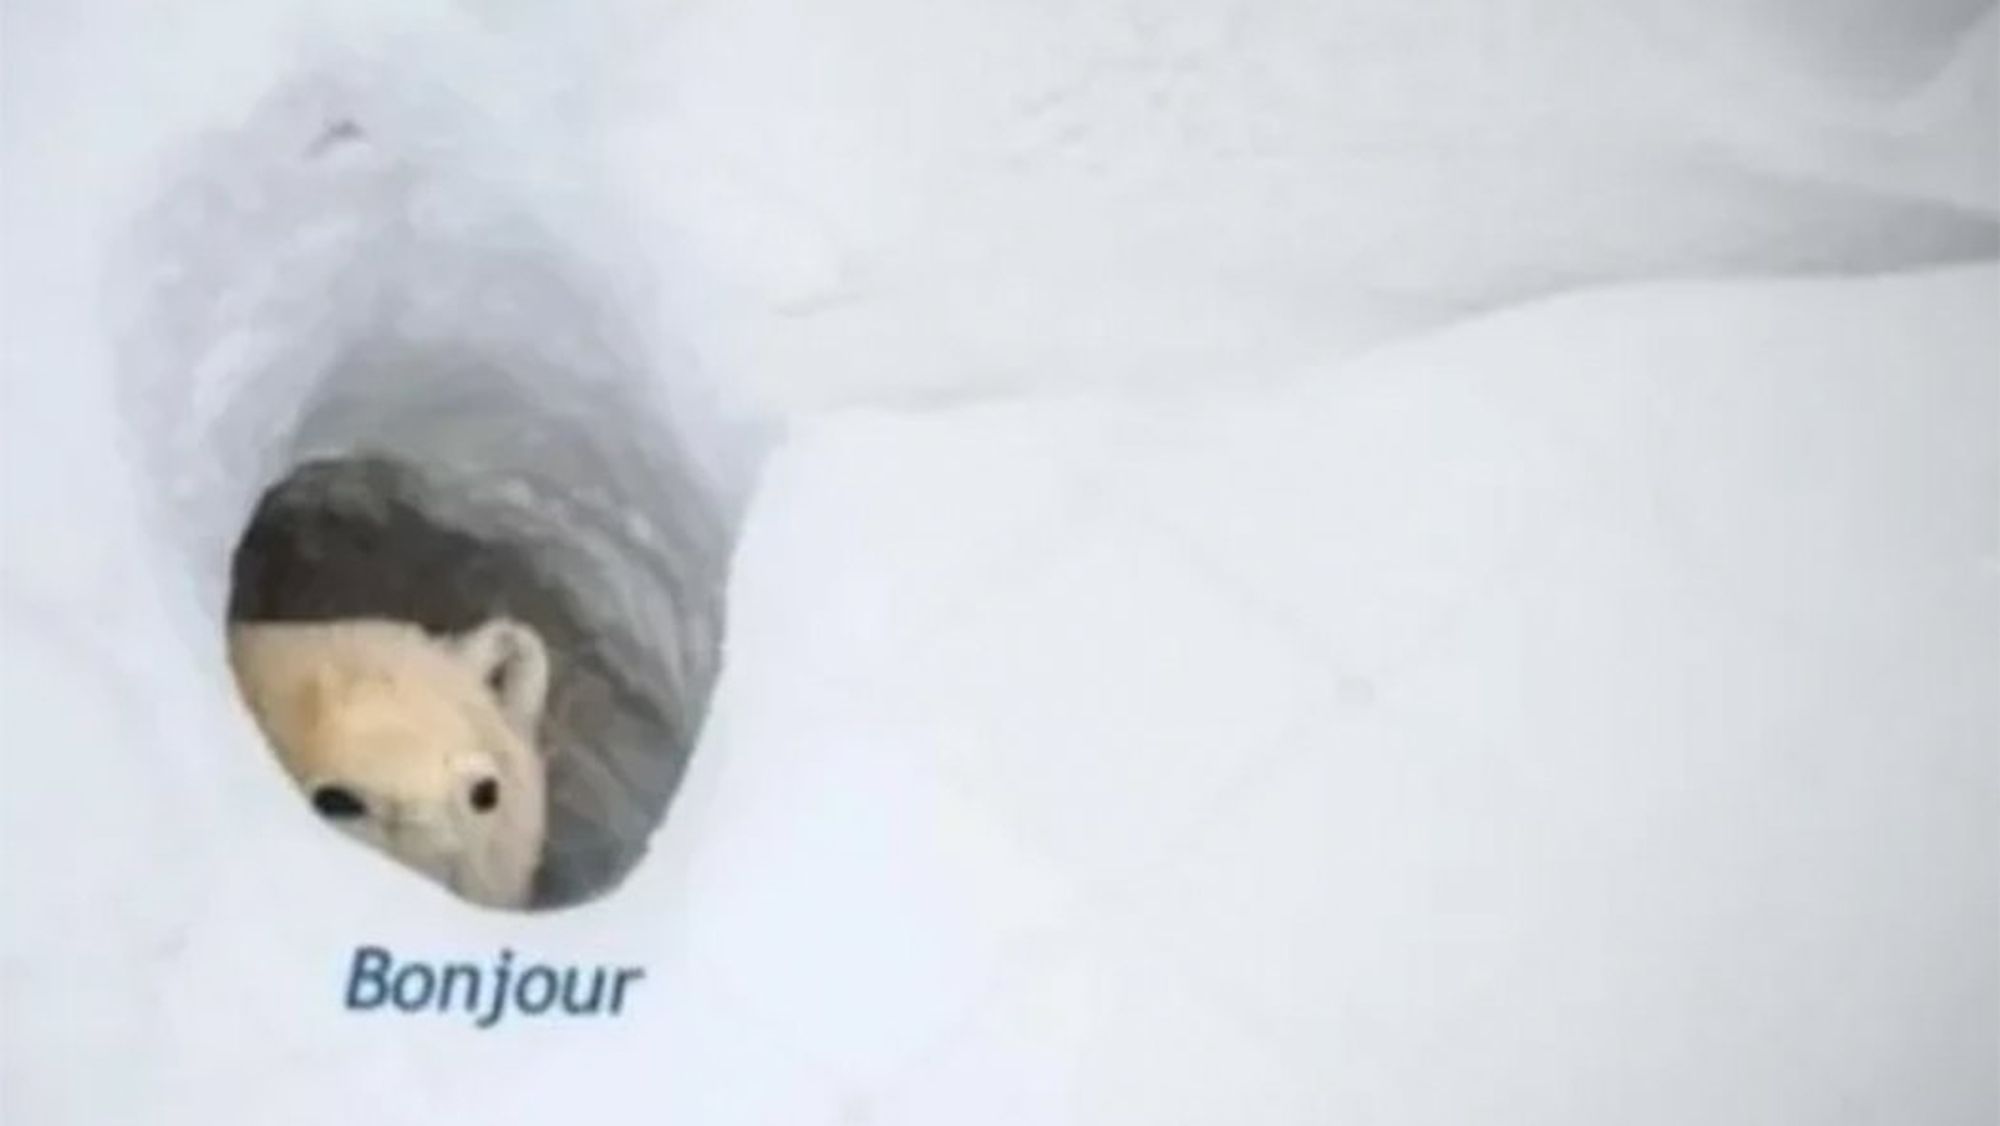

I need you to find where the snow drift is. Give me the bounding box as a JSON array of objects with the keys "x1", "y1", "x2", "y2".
[{"x1": 2, "y1": 0, "x2": 1995, "y2": 1122}]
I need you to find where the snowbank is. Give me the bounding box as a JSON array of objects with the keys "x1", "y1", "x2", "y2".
[
  {"x1": 682, "y1": 263, "x2": 1998, "y2": 1122},
  {"x1": 2, "y1": 1, "x2": 1995, "y2": 1122}
]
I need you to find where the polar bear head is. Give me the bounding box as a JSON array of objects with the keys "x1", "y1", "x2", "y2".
[{"x1": 227, "y1": 617, "x2": 552, "y2": 910}]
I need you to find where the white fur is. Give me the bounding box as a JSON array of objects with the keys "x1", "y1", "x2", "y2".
[{"x1": 228, "y1": 617, "x2": 553, "y2": 910}]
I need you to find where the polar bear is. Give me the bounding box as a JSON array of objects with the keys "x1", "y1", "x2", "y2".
[{"x1": 227, "y1": 617, "x2": 553, "y2": 910}]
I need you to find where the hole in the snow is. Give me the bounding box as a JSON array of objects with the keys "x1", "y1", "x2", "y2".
[
  {"x1": 108, "y1": 61, "x2": 750, "y2": 916},
  {"x1": 228, "y1": 451, "x2": 712, "y2": 913}
]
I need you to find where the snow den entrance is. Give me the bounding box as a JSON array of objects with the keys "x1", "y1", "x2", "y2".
[{"x1": 111, "y1": 72, "x2": 734, "y2": 912}]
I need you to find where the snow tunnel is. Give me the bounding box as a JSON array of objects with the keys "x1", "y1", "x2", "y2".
[{"x1": 103, "y1": 69, "x2": 744, "y2": 911}]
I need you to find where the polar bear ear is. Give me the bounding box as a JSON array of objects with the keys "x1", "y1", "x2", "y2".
[{"x1": 451, "y1": 618, "x2": 550, "y2": 742}]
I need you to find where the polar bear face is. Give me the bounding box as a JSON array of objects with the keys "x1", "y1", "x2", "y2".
[{"x1": 228, "y1": 617, "x2": 552, "y2": 910}]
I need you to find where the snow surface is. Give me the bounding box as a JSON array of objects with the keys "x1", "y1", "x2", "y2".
[{"x1": 3, "y1": 1, "x2": 1997, "y2": 1123}]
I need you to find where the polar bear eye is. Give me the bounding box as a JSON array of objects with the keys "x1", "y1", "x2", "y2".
[
  {"x1": 468, "y1": 777, "x2": 500, "y2": 813},
  {"x1": 311, "y1": 784, "x2": 368, "y2": 820}
]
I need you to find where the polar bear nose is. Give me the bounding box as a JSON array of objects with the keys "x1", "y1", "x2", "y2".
[
  {"x1": 311, "y1": 784, "x2": 368, "y2": 820},
  {"x1": 469, "y1": 777, "x2": 500, "y2": 813}
]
